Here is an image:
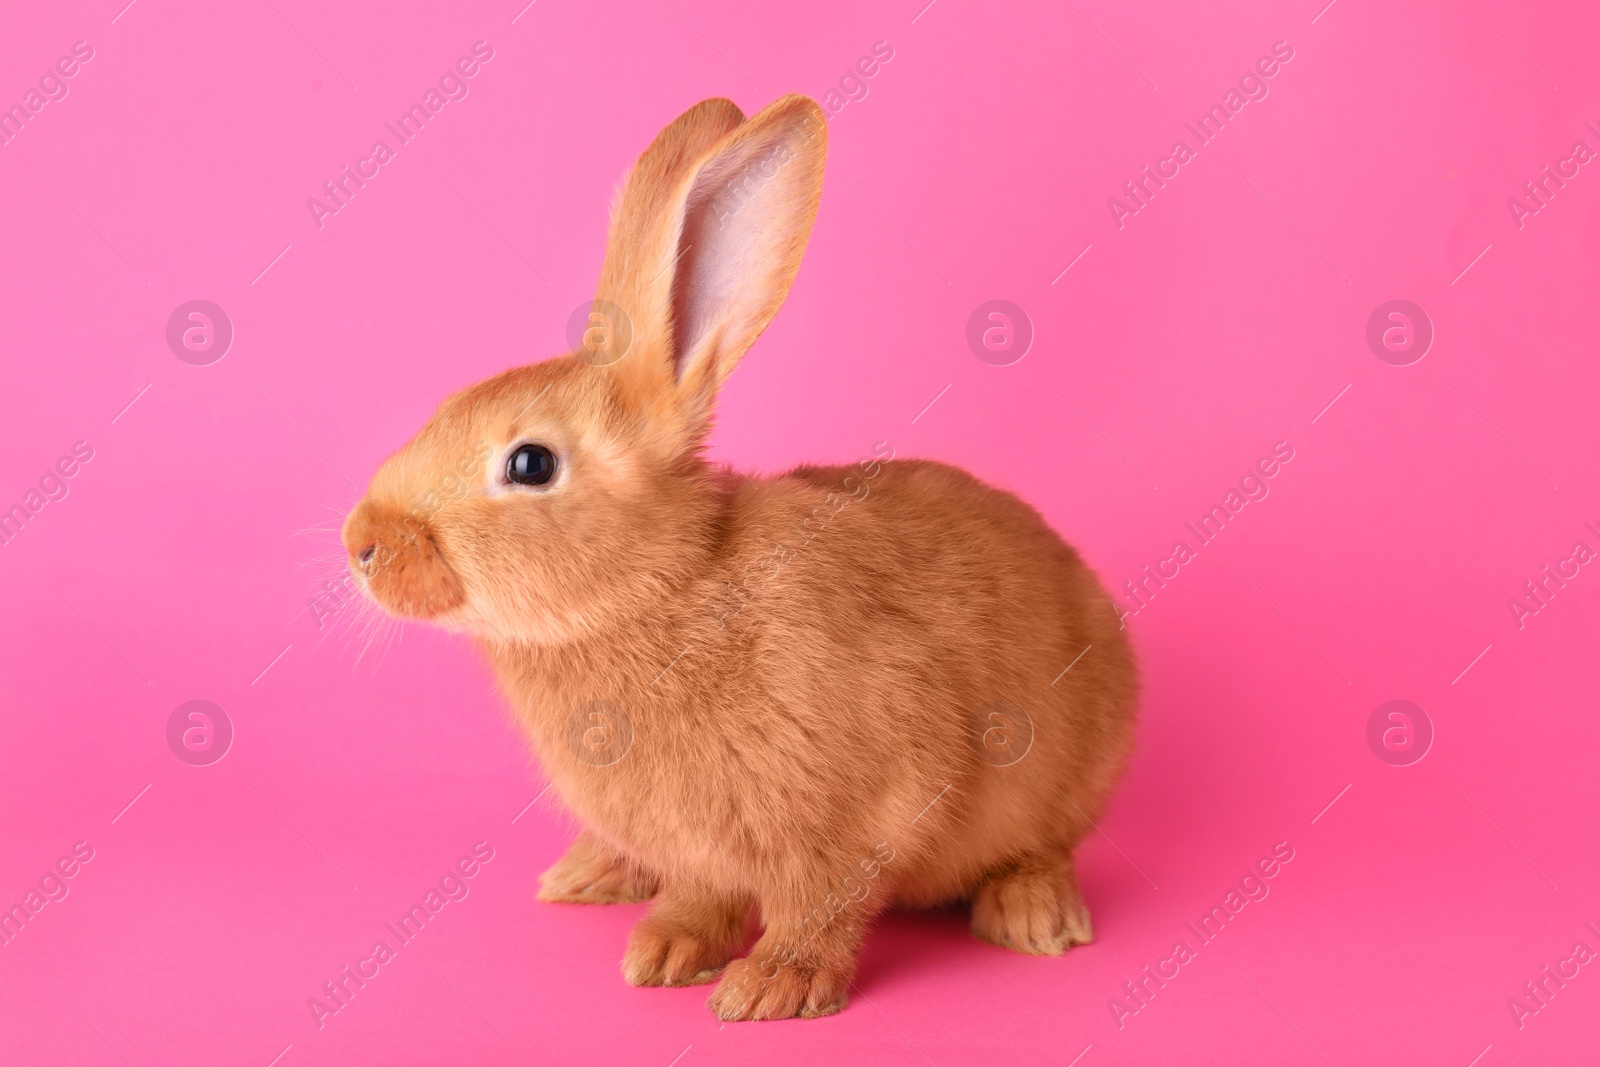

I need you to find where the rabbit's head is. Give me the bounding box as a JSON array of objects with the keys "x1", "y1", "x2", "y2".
[{"x1": 342, "y1": 95, "x2": 827, "y2": 645}]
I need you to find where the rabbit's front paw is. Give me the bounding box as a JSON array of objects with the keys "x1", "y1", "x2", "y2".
[
  {"x1": 623, "y1": 915, "x2": 732, "y2": 987},
  {"x1": 708, "y1": 954, "x2": 850, "y2": 1020},
  {"x1": 537, "y1": 832, "x2": 657, "y2": 904}
]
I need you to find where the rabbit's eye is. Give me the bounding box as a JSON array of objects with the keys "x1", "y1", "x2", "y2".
[{"x1": 506, "y1": 444, "x2": 556, "y2": 487}]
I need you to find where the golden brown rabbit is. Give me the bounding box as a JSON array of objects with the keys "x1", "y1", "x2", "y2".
[{"x1": 343, "y1": 94, "x2": 1137, "y2": 1021}]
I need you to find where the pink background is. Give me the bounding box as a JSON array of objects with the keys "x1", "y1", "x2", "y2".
[{"x1": 3, "y1": 0, "x2": 1598, "y2": 1063}]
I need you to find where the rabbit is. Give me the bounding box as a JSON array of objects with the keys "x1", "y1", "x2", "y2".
[{"x1": 341, "y1": 93, "x2": 1138, "y2": 1021}]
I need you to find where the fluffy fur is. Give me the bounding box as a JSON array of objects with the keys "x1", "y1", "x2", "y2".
[{"x1": 343, "y1": 94, "x2": 1137, "y2": 1021}]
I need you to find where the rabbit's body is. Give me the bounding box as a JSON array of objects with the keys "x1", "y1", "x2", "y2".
[
  {"x1": 345, "y1": 94, "x2": 1138, "y2": 1019},
  {"x1": 497, "y1": 454, "x2": 1133, "y2": 913}
]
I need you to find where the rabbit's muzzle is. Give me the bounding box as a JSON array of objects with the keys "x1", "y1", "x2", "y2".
[{"x1": 342, "y1": 500, "x2": 466, "y2": 621}]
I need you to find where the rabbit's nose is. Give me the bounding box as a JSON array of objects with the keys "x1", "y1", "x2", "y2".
[{"x1": 358, "y1": 545, "x2": 377, "y2": 565}]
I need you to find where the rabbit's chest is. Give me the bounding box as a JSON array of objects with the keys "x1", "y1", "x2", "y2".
[{"x1": 553, "y1": 758, "x2": 760, "y2": 883}]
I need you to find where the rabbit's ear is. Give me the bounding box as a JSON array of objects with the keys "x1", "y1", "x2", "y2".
[{"x1": 596, "y1": 95, "x2": 827, "y2": 435}]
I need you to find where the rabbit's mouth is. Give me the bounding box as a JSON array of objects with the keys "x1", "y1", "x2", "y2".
[{"x1": 342, "y1": 500, "x2": 467, "y2": 622}]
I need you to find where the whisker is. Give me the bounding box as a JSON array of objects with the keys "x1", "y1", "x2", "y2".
[
  {"x1": 368, "y1": 616, "x2": 404, "y2": 679},
  {"x1": 352, "y1": 594, "x2": 390, "y2": 667},
  {"x1": 285, "y1": 523, "x2": 344, "y2": 540}
]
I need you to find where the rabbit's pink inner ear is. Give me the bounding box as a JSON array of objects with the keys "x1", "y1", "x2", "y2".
[
  {"x1": 592, "y1": 98, "x2": 745, "y2": 406},
  {"x1": 665, "y1": 95, "x2": 827, "y2": 410}
]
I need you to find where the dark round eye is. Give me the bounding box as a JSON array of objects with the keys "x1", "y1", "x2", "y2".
[{"x1": 506, "y1": 444, "x2": 556, "y2": 487}]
